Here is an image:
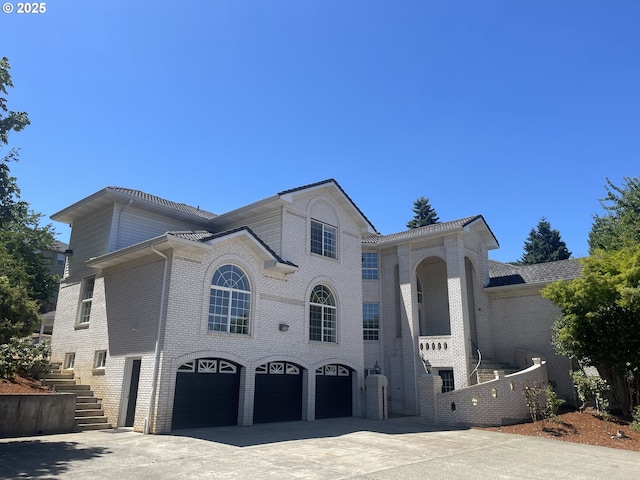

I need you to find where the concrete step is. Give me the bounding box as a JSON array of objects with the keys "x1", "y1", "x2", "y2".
[
  {"x1": 77, "y1": 396, "x2": 100, "y2": 405},
  {"x1": 76, "y1": 422, "x2": 112, "y2": 432},
  {"x1": 41, "y1": 372, "x2": 75, "y2": 380},
  {"x1": 53, "y1": 384, "x2": 92, "y2": 393},
  {"x1": 476, "y1": 364, "x2": 518, "y2": 383},
  {"x1": 75, "y1": 415, "x2": 110, "y2": 425},
  {"x1": 42, "y1": 378, "x2": 77, "y2": 387},
  {"x1": 77, "y1": 403, "x2": 102, "y2": 412},
  {"x1": 44, "y1": 362, "x2": 112, "y2": 432},
  {"x1": 75, "y1": 409, "x2": 105, "y2": 418}
]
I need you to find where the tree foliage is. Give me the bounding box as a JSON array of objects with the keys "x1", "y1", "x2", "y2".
[
  {"x1": 0, "y1": 57, "x2": 56, "y2": 344},
  {"x1": 589, "y1": 176, "x2": 640, "y2": 253},
  {"x1": 519, "y1": 217, "x2": 571, "y2": 265},
  {"x1": 0, "y1": 57, "x2": 30, "y2": 146},
  {"x1": 542, "y1": 246, "x2": 640, "y2": 414},
  {"x1": 406, "y1": 196, "x2": 439, "y2": 229},
  {"x1": 0, "y1": 276, "x2": 40, "y2": 344}
]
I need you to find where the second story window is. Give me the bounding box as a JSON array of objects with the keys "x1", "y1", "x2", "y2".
[
  {"x1": 209, "y1": 265, "x2": 251, "y2": 335},
  {"x1": 363, "y1": 303, "x2": 380, "y2": 340},
  {"x1": 311, "y1": 220, "x2": 337, "y2": 259},
  {"x1": 78, "y1": 276, "x2": 95, "y2": 325},
  {"x1": 362, "y1": 252, "x2": 378, "y2": 279},
  {"x1": 309, "y1": 285, "x2": 337, "y2": 342}
]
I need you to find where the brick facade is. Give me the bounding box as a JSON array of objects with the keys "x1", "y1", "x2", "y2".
[{"x1": 50, "y1": 180, "x2": 580, "y2": 432}]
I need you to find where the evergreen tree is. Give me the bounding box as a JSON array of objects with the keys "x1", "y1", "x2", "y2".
[
  {"x1": 542, "y1": 245, "x2": 640, "y2": 414},
  {"x1": 406, "y1": 196, "x2": 439, "y2": 229},
  {"x1": 519, "y1": 218, "x2": 571, "y2": 265},
  {"x1": 0, "y1": 57, "x2": 56, "y2": 343},
  {"x1": 588, "y1": 176, "x2": 640, "y2": 253}
]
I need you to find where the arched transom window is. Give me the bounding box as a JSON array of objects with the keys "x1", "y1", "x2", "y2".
[
  {"x1": 209, "y1": 265, "x2": 251, "y2": 335},
  {"x1": 309, "y1": 285, "x2": 337, "y2": 343}
]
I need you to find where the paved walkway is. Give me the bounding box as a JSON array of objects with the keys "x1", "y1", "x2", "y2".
[{"x1": 1, "y1": 417, "x2": 639, "y2": 479}]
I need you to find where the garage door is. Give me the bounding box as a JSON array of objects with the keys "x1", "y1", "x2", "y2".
[
  {"x1": 315, "y1": 364, "x2": 352, "y2": 419},
  {"x1": 253, "y1": 362, "x2": 303, "y2": 424},
  {"x1": 172, "y1": 358, "x2": 240, "y2": 430}
]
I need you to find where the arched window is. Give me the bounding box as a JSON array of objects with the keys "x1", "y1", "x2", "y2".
[
  {"x1": 209, "y1": 265, "x2": 251, "y2": 335},
  {"x1": 309, "y1": 285, "x2": 337, "y2": 342}
]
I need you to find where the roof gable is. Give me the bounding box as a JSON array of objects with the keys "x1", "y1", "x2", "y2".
[
  {"x1": 86, "y1": 227, "x2": 298, "y2": 277},
  {"x1": 210, "y1": 179, "x2": 377, "y2": 235},
  {"x1": 364, "y1": 215, "x2": 499, "y2": 248},
  {"x1": 51, "y1": 186, "x2": 216, "y2": 225}
]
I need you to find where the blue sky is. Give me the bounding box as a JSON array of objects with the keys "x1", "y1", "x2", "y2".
[{"x1": 1, "y1": 1, "x2": 638, "y2": 263}]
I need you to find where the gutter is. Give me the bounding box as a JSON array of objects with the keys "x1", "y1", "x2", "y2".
[{"x1": 144, "y1": 243, "x2": 169, "y2": 434}]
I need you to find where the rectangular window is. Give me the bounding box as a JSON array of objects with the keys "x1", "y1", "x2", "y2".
[
  {"x1": 64, "y1": 352, "x2": 75, "y2": 370},
  {"x1": 94, "y1": 350, "x2": 107, "y2": 369},
  {"x1": 208, "y1": 289, "x2": 250, "y2": 335},
  {"x1": 439, "y1": 369, "x2": 455, "y2": 393},
  {"x1": 362, "y1": 252, "x2": 378, "y2": 279},
  {"x1": 363, "y1": 303, "x2": 380, "y2": 341},
  {"x1": 310, "y1": 304, "x2": 337, "y2": 342},
  {"x1": 310, "y1": 220, "x2": 337, "y2": 259},
  {"x1": 78, "y1": 276, "x2": 95, "y2": 325}
]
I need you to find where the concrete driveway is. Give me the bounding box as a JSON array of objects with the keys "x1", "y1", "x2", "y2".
[{"x1": 1, "y1": 416, "x2": 639, "y2": 479}]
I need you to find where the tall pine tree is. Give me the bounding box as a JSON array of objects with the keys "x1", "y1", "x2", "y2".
[
  {"x1": 519, "y1": 218, "x2": 571, "y2": 265},
  {"x1": 588, "y1": 176, "x2": 640, "y2": 253},
  {"x1": 407, "y1": 196, "x2": 439, "y2": 229}
]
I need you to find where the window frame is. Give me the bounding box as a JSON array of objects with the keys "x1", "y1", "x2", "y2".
[
  {"x1": 439, "y1": 369, "x2": 455, "y2": 393},
  {"x1": 310, "y1": 219, "x2": 337, "y2": 259},
  {"x1": 77, "y1": 276, "x2": 95, "y2": 326},
  {"x1": 362, "y1": 252, "x2": 379, "y2": 280},
  {"x1": 362, "y1": 302, "x2": 380, "y2": 341},
  {"x1": 208, "y1": 264, "x2": 251, "y2": 336},
  {"x1": 309, "y1": 285, "x2": 337, "y2": 343},
  {"x1": 94, "y1": 350, "x2": 107, "y2": 369},
  {"x1": 63, "y1": 352, "x2": 75, "y2": 370}
]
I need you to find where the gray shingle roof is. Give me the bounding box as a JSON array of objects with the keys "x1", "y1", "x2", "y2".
[
  {"x1": 169, "y1": 227, "x2": 297, "y2": 267},
  {"x1": 362, "y1": 215, "x2": 494, "y2": 245},
  {"x1": 108, "y1": 187, "x2": 217, "y2": 221},
  {"x1": 487, "y1": 259, "x2": 582, "y2": 287}
]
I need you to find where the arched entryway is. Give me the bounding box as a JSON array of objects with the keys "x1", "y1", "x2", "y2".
[{"x1": 172, "y1": 358, "x2": 241, "y2": 430}]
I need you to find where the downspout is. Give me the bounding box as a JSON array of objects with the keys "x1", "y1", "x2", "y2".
[{"x1": 145, "y1": 243, "x2": 169, "y2": 434}]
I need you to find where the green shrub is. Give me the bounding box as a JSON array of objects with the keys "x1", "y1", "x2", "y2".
[
  {"x1": 631, "y1": 406, "x2": 640, "y2": 433},
  {"x1": 0, "y1": 337, "x2": 50, "y2": 379},
  {"x1": 570, "y1": 370, "x2": 610, "y2": 413},
  {"x1": 523, "y1": 383, "x2": 565, "y2": 424},
  {"x1": 523, "y1": 383, "x2": 544, "y2": 423},
  {"x1": 544, "y1": 385, "x2": 566, "y2": 421}
]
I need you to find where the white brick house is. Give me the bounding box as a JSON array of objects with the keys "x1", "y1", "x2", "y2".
[{"x1": 50, "y1": 179, "x2": 580, "y2": 432}]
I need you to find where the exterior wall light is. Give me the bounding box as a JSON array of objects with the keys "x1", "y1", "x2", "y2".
[{"x1": 279, "y1": 323, "x2": 289, "y2": 332}]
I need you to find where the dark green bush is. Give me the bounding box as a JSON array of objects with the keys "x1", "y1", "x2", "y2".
[{"x1": 0, "y1": 337, "x2": 50, "y2": 379}]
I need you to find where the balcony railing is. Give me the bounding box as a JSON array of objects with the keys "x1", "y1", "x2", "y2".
[{"x1": 418, "y1": 335, "x2": 453, "y2": 368}]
